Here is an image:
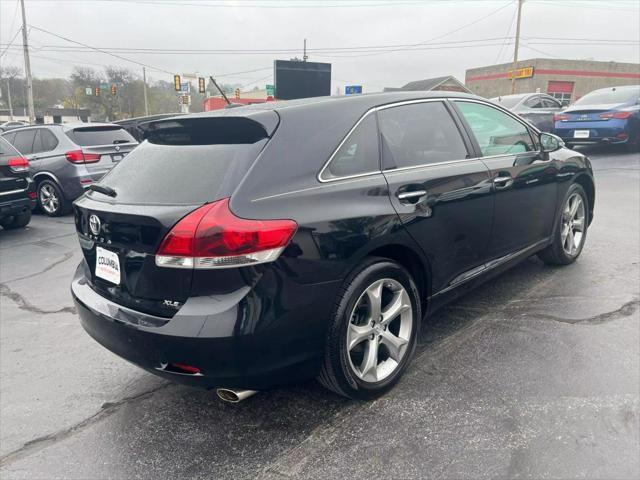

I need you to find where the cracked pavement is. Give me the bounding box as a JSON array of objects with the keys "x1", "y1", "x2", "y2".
[{"x1": 0, "y1": 147, "x2": 638, "y2": 479}]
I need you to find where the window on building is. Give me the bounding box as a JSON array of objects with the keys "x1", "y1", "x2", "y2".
[{"x1": 547, "y1": 81, "x2": 574, "y2": 106}]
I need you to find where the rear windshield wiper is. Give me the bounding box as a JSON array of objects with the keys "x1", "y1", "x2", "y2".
[{"x1": 88, "y1": 184, "x2": 117, "y2": 198}]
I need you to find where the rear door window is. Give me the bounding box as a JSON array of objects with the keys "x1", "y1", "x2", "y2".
[
  {"x1": 455, "y1": 101, "x2": 535, "y2": 156},
  {"x1": 378, "y1": 101, "x2": 468, "y2": 170},
  {"x1": 321, "y1": 114, "x2": 380, "y2": 180},
  {"x1": 13, "y1": 130, "x2": 36, "y2": 155},
  {"x1": 66, "y1": 126, "x2": 135, "y2": 147}
]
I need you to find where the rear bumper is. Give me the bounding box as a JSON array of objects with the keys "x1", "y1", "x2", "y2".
[
  {"x1": 71, "y1": 263, "x2": 339, "y2": 390},
  {"x1": 0, "y1": 197, "x2": 34, "y2": 218},
  {"x1": 555, "y1": 120, "x2": 631, "y2": 145}
]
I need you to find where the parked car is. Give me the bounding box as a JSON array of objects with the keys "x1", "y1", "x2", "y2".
[
  {"x1": 490, "y1": 93, "x2": 563, "y2": 132},
  {"x1": 1, "y1": 123, "x2": 137, "y2": 216},
  {"x1": 554, "y1": 85, "x2": 640, "y2": 151},
  {"x1": 0, "y1": 136, "x2": 36, "y2": 229},
  {"x1": 71, "y1": 92, "x2": 595, "y2": 402},
  {"x1": 0, "y1": 120, "x2": 30, "y2": 133},
  {"x1": 114, "y1": 113, "x2": 184, "y2": 142}
]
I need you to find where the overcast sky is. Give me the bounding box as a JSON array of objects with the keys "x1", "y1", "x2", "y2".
[{"x1": 1, "y1": 0, "x2": 639, "y2": 92}]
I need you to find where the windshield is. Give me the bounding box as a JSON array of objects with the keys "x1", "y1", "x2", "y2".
[
  {"x1": 90, "y1": 139, "x2": 268, "y2": 205},
  {"x1": 66, "y1": 126, "x2": 136, "y2": 146},
  {"x1": 574, "y1": 87, "x2": 640, "y2": 106}
]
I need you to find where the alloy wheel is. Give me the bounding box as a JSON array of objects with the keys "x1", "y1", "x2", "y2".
[
  {"x1": 39, "y1": 184, "x2": 60, "y2": 215},
  {"x1": 561, "y1": 192, "x2": 585, "y2": 256},
  {"x1": 346, "y1": 278, "x2": 413, "y2": 383}
]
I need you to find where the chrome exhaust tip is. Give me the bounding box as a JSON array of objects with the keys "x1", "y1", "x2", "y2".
[{"x1": 216, "y1": 388, "x2": 258, "y2": 403}]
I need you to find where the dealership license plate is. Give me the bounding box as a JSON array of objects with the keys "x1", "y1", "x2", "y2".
[
  {"x1": 112, "y1": 154, "x2": 123, "y2": 161},
  {"x1": 574, "y1": 130, "x2": 590, "y2": 138},
  {"x1": 95, "y1": 246, "x2": 121, "y2": 285}
]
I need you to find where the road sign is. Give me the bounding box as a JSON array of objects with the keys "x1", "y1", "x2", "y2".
[
  {"x1": 179, "y1": 95, "x2": 191, "y2": 105},
  {"x1": 266, "y1": 84, "x2": 275, "y2": 96},
  {"x1": 345, "y1": 85, "x2": 363, "y2": 95},
  {"x1": 85, "y1": 87, "x2": 93, "y2": 96},
  {"x1": 100, "y1": 83, "x2": 109, "y2": 91},
  {"x1": 180, "y1": 82, "x2": 190, "y2": 93}
]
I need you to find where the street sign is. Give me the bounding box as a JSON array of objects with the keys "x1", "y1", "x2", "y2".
[
  {"x1": 85, "y1": 87, "x2": 93, "y2": 96},
  {"x1": 266, "y1": 84, "x2": 275, "y2": 96},
  {"x1": 345, "y1": 85, "x2": 363, "y2": 95},
  {"x1": 179, "y1": 95, "x2": 191, "y2": 105},
  {"x1": 100, "y1": 83, "x2": 109, "y2": 91},
  {"x1": 180, "y1": 82, "x2": 190, "y2": 93}
]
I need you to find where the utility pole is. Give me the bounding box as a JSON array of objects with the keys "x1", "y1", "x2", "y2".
[
  {"x1": 19, "y1": 0, "x2": 35, "y2": 124},
  {"x1": 303, "y1": 38, "x2": 308, "y2": 62},
  {"x1": 510, "y1": 0, "x2": 524, "y2": 94},
  {"x1": 6, "y1": 80, "x2": 14, "y2": 120},
  {"x1": 142, "y1": 66, "x2": 149, "y2": 116}
]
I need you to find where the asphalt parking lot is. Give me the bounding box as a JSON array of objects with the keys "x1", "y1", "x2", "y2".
[{"x1": 1, "y1": 147, "x2": 638, "y2": 480}]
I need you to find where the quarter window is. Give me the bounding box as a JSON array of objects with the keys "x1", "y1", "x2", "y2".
[
  {"x1": 455, "y1": 101, "x2": 535, "y2": 156},
  {"x1": 378, "y1": 101, "x2": 468, "y2": 170},
  {"x1": 321, "y1": 114, "x2": 380, "y2": 180}
]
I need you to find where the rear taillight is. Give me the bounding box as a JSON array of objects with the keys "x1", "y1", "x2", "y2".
[
  {"x1": 7, "y1": 156, "x2": 29, "y2": 172},
  {"x1": 554, "y1": 114, "x2": 569, "y2": 122},
  {"x1": 65, "y1": 150, "x2": 101, "y2": 164},
  {"x1": 155, "y1": 198, "x2": 297, "y2": 269},
  {"x1": 599, "y1": 111, "x2": 632, "y2": 120}
]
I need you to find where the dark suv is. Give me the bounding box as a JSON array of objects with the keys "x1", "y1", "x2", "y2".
[
  {"x1": 0, "y1": 136, "x2": 35, "y2": 229},
  {"x1": 71, "y1": 92, "x2": 595, "y2": 401},
  {"x1": 2, "y1": 124, "x2": 137, "y2": 216}
]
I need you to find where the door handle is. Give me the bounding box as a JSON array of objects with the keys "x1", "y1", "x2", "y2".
[
  {"x1": 493, "y1": 176, "x2": 513, "y2": 190},
  {"x1": 397, "y1": 190, "x2": 427, "y2": 204}
]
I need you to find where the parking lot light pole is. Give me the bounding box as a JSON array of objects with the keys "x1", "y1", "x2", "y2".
[
  {"x1": 19, "y1": 0, "x2": 35, "y2": 124},
  {"x1": 142, "y1": 67, "x2": 149, "y2": 116}
]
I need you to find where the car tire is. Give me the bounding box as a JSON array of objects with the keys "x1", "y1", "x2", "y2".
[
  {"x1": 37, "y1": 179, "x2": 70, "y2": 217},
  {"x1": 0, "y1": 209, "x2": 31, "y2": 229},
  {"x1": 318, "y1": 257, "x2": 421, "y2": 400},
  {"x1": 538, "y1": 183, "x2": 589, "y2": 266}
]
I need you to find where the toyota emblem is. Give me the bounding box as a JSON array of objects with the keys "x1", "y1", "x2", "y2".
[{"x1": 89, "y1": 214, "x2": 101, "y2": 236}]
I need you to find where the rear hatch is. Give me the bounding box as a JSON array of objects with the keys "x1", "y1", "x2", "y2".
[
  {"x1": 73, "y1": 113, "x2": 278, "y2": 318},
  {"x1": 65, "y1": 125, "x2": 138, "y2": 181},
  {"x1": 0, "y1": 137, "x2": 31, "y2": 202}
]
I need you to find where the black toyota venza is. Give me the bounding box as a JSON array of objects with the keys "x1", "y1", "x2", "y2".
[{"x1": 71, "y1": 92, "x2": 595, "y2": 401}]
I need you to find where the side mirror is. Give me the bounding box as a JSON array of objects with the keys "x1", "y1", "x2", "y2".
[{"x1": 539, "y1": 132, "x2": 564, "y2": 153}]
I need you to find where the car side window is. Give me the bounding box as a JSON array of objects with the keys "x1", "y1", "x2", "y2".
[
  {"x1": 321, "y1": 114, "x2": 380, "y2": 180},
  {"x1": 378, "y1": 101, "x2": 468, "y2": 170},
  {"x1": 524, "y1": 96, "x2": 543, "y2": 108},
  {"x1": 455, "y1": 101, "x2": 536, "y2": 156},
  {"x1": 543, "y1": 97, "x2": 561, "y2": 109},
  {"x1": 13, "y1": 130, "x2": 36, "y2": 155},
  {"x1": 3, "y1": 132, "x2": 17, "y2": 145}
]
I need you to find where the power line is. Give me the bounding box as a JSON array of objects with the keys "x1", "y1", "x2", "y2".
[
  {"x1": 494, "y1": 2, "x2": 518, "y2": 63},
  {"x1": 27, "y1": 25, "x2": 175, "y2": 75}
]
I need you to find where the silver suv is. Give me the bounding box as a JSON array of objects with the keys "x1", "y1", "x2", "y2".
[{"x1": 1, "y1": 124, "x2": 137, "y2": 216}]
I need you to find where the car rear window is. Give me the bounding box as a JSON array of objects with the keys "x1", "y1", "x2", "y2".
[
  {"x1": 66, "y1": 126, "x2": 135, "y2": 146},
  {"x1": 574, "y1": 87, "x2": 640, "y2": 106}
]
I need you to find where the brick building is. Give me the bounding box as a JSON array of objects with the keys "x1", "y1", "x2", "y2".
[{"x1": 465, "y1": 58, "x2": 640, "y2": 104}]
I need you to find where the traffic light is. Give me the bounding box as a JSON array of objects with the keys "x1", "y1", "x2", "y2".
[
  {"x1": 198, "y1": 77, "x2": 205, "y2": 94},
  {"x1": 95, "y1": 87, "x2": 101, "y2": 97},
  {"x1": 110, "y1": 84, "x2": 117, "y2": 96},
  {"x1": 174, "y1": 75, "x2": 181, "y2": 91},
  {"x1": 235, "y1": 88, "x2": 240, "y2": 100}
]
